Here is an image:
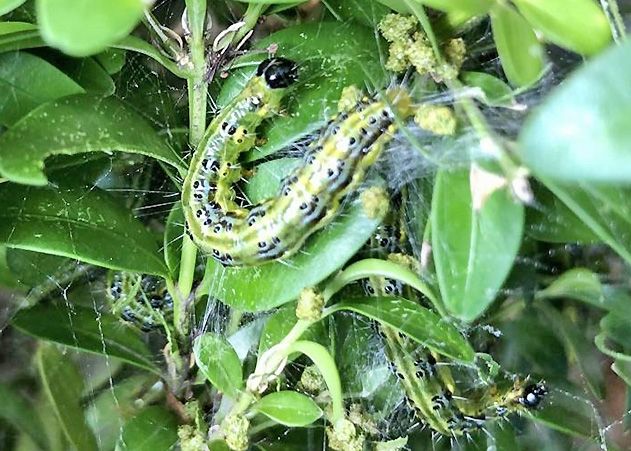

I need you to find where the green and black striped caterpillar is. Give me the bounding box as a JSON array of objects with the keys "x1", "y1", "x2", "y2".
[
  {"x1": 107, "y1": 272, "x2": 173, "y2": 332},
  {"x1": 182, "y1": 57, "x2": 414, "y2": 266},
  {"x1": 363, "y1": 220, "x2": 546, "y2": 437}
]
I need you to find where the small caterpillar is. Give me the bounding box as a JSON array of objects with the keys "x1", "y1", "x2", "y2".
[
  {"x1": 107, "y1": 272, "x2": 173, "y2": 332},
  {"x1": 182, "y1": 57, "x2": 414, "y2": 266},
  {"x1": 363, "y1": 222, "x2": 546, "y2": 437}
]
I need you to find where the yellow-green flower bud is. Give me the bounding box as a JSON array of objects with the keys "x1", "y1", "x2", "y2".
[
  {"x1": 299, "y1": 364, "x2": 326, "y2": 395},
  {"x1": 385, "y1": 39, "x2": 411, "y2": 73},
  {"x1": 296, "y1": 287, "x2": 325, "y2": 321},
  {"x1": 414, "y1": 105, "x2": 457, "y2": 136},
  {"x1": 338, "y1": 85, "x2": 364, "y2": 113},
  {"x1": 378, "y1": 14, "x2": 418, "y2": 43},
  {"x1": 222, "y1": 414, "x2": 249, "y2": 451}
]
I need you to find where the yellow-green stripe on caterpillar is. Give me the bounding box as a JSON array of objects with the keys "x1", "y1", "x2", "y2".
[{"x1": 182, "y1": 57, "x2": 414, "y2": 266}]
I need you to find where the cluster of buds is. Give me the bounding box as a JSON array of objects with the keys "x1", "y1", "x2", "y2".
[{"x1": 378, "y1": 14, "x2": 466, "y2": 83}]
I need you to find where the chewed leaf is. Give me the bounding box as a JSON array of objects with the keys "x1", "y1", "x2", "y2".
[
  {"x1": 326, "y1": 297, "x2": 475, "y2": 363},
  {"x1": 0, "y1": 184, "x2": 169, "y2": 277},
  {"x1": 253, "y1": 391, "x2": 322, "y2": 427},
  {"x1": 194, "y1": 333, "x2": 243, "y2": 397},
  {"x1": 0, "y1": 94, "x2": 185, "y2": 186}
]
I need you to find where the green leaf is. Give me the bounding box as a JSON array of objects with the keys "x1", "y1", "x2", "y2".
[
  {"x1": 0, "y1": 0, "x2": 26, "y2": 15},
  {"x1": 95, "y1": 49, "x2": 126, "y2": 75},
  {"x1": 513, "y1": 0, "x2": 611, "y2": 55},
  {"x1": 326, "y1": 297, "x2": 475, "y2": 362},
  {"x1": 217, "y1": 22, "x2": 388, "y2": 161},
  {"x1": 520, "y1": 41, "x2": 631, "y2": 183},
  {"x1": 6, "y1": 248, "x2": 73, "y2": 287},
  {"x1": 0, "y1": 184, "x2": 169, "y2": 277},
  {"x1": 331, "y1": 0, "x2": 390, "y2": 26},
  {"x1": 490, "y1": 2, "x2": 544, "y2": 87},
  {"x1": 85, "y1": 375, "x2": 149, "y2": 451},
  {"x1": 201, "y1": 194, "x2": 386, "y2": 312},
  {"x1": 194, "y1": 333, "x2": 243, "y2": 397},
  {"x1": 286, "y1": 340, "x2": 344, "y2": 424},
  {"x1": 0, "y1": 94, "x2": 184, "y2": 186},
  {"x1": 541, "y1": 181, "x2": 631, "y2": 266},
  {"x1": 0, "y1": 51, "x2": 84, "y2": 126},
  {"x1": 56, "y1": 56, "x2": 115, "y2": 95},
  {"x1": 117, "y1": 406, "x2": 179, "y2": 451},
  {"x1": 258, "y1": 303, "x2": 327, "y2": 356},
  {"x1": 460, "y1": 71, "x2": 515, "y2": 107},
  {"x1": 164, "y1": 202, "x2": 184, "y2": 277},
  {"x1": 244, "y1": 158, "x2": 301, "y2": 204},
  {"x1": 414, "y1": 0, "x2": 492, "y2": 15},
  {"x1": 0, "y1": 384, "x2": 49, "y2": 450},
  {"x1": 37, "y1": 0, "x2": 145, "y2": 57},
  {"x1": 536, "y1": 268, "x2": 604, "y2": 306},
  {"x1": 612, "y1": 359, "x2": 631, "y2": 386},
  {"x1": 526, "y1": 185, "x2": 599, "y2": 244},
  {"x1": 13, "y1": 303, "x2": 158, "y2": 372},
  {"x1": 253, "y1": 391, "x2": 322, "y2": 427},
  {"x1": 530, "y1": 389, "x2": 601, "y2": 439},
  {"x1": 432, "y1": 168, "x2": 524, "y2": 322},
  {"x1": 0, "y1": 21, "x2": 41, "y2": 53},
  {"x1": 36, "y1": 344, "x2": 98, "y2": 451}
]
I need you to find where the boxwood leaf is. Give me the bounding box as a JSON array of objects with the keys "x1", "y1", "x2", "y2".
[
  {"x1": 490, "y1": 3, "x2": 544, "y2": 87},
  {"x1": 194, "y1": 333, "x2": 243, "y2": 397},
  {"x1": 36, "y1": 343, "x2": 98, "y2": 451},
  {"x1": 0, "y1": 184, "x2": 169, "y2": 277},
  {"x1": 0, "y1": 383, "x2": 49, "y2": 450},
  {"x1": 0, "y1": 51, "x2": 84, "y2": 126},
  {"x1": 431, "y1": 168, "x2": 524, "y2": 322},
  {"x1": 513, "y1": 0, "x2": 611, "y2": 55},
  {"x1": 325, "y1": 296, "x2": 475, "y2": 362},
  {"x1": 37, "y1": 0, "x2": 145, "y2": 57},
  {"x1": 520, "y1": 41, "x2": 631, "y2": 183},
  {"x1": 117, "y1": 406, "x2": 179, "y2": 451},
  {"x1": 0, "y1": 94, "x2": 185, "y2": 186},
  {"x1": 13, "y1": 303, "x2": 158, "y2": 373},
  {"x1": 540, "y1": 181, "x2": 631, "y2": 266},
  {"x1": 253, "y1": 391, "x2": 322, "y2": 427}
]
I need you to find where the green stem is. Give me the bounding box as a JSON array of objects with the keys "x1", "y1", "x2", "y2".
[
  {"x1": 410, "y1": 1, "x2": 524, "y2": 183},
  {"x1": 175, "y1": 0, "x2": 208, "y2": 338},
  {"x1": 321, "y1": 258, "x2": 447, "y2": 317},
  {"x1": 234, "y1": 3, "x2": 267, "y2": 45}
]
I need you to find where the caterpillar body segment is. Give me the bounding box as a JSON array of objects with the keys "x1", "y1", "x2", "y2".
[{"x1": 182, "y1": 57, "x2": 414, "y2": 266}]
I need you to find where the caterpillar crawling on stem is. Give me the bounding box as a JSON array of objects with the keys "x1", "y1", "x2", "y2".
[{"x1": 182, "y1": 57, "x2": 414, "y2": 266}]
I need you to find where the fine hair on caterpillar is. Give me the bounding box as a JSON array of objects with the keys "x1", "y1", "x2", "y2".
[
  {"x1": 360, "y1": 219, "x2": 547, "y2": 438},
  {"x1": 182, "y1": 56, "x2": 416, "y2": 266}
]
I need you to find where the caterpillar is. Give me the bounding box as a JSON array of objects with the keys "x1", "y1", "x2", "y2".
[
  {"x1": 107, "y1": 272, "x2": 173, "y2": 332},
  {"x1": 363, "y1": 221, "x2": 546, "y2": 437},
  {"x1": 182, "y1": 57, "x2": 414, "y2": 266}
]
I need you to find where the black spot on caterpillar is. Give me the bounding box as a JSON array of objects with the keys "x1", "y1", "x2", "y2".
[
  {"x1": 363, "y1": 220, "x2": 547, "y2": 437},
  {"x1": 107, "y1": 272, "x2": 173, "y2": 332},
  {"x1": 182, "y1": 57, "x2": 413, "y2": 266}
]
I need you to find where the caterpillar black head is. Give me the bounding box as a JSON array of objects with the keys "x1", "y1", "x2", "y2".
[
  {"x1": 518, "y1": 383, "x2": 547, "y2": 409},
  {"x1": 257, "y1": 57, "x2": 298, "y2": 89}
]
